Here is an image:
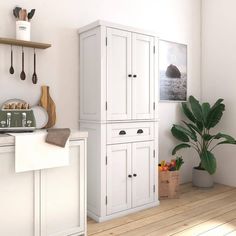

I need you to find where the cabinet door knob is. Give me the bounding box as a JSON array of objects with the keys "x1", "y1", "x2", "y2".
[
  {"x1": 137, "y1": 129, "x2": 143, "y2": 134},
  {"x1": 133, "y1": 74, "x2": 137, "y2": 78},
  {"x1": 128, "y1": 175, "x2": 132, "y2": 178},
  {"x1": 128, "y1": 74, "x2": 132, "y2": 77},
  {"x1": 133, "y1": 173, "x2": 137, "y2": 177},
  {"x1": 119, "y1": 130, "x2": 126, "y2": 135}
]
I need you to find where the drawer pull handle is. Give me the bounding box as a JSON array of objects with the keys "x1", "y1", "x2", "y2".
[
  {"x1": 119, "y1": 130, "x2": 126, "y2": 135},
  {"x1": 133, "y1": 173, "x2": 137, "y2": 177},
  {"x1": 128, "y1": 74, "x2": 132, "y2": 77},
  {"x1": 128, "y1": 175, "x2": 132, "y2": 178},
  {"x1": 137, "y1": 129, "x2": 143, "y2": 134}
]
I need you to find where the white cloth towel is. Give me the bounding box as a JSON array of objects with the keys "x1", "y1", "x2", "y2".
[{"x1": 10, "y1": 131, "x2": 69, "y2": 173}]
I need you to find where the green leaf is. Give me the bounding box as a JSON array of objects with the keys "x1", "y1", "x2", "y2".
[
  {"x1": 173, "y1": 124, "x2": 197, "y2": 141},
  {"x1": 217, "y1": 140, "x2": 236, "y2": 145},
  {"x1": 175, "y1": 156, "x2": 184, "y2": 170},
  {"x1": 202, "y1": 103, "x2": 210, "y2": 125},
  {"x1": 171, "y1": 126, "x2": 189, "y2": 142},
  {"x1": 206, "y1": 104, "x2": 225, "y2": 129},
  {"x1": 200, "y1": 150, "x2": 216, "y2": 175},
  {"x1": 203, "y1": 134, "x2": 213, "y2": 141},
  {"x1": 214, "y1": 133, "x2": 236, "y2": 142},
  {"x1": 182, "y1": 121, "x2": 198, "y2": 136},
  {"x1": 182, "y1": 102, "x2": 196, "y2": 123},
  {"x1": 187, "y1": 123, "x2": 202, "y2": 135},
  {"x1": 189, "y1": 96, "x2": 203, "y2": 122},
  {"x1": 196, "y1": 121, "x2": 204, "y2": 132},
  {"x1": 172, "y1": 144, "x2": 191, "y2": 155},
  {"x1": 211, "y1": 98, "x2": 224, "y2": 111}
]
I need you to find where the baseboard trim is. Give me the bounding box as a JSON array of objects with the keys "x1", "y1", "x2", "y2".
[{"x1": 87, "y1": 201, "x2": 160, "y2": 222}]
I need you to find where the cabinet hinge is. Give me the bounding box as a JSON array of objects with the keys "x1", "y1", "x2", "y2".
[
  {"x1": 106, "y1": 37, "x2": 108, "y2": 46},
  {"x1": 106, "y1": 156, "x2": 108, "y2": 165},
  {"x1": 153, "y1": 46, "x2": 155, "y2": 54},
  {"x1": 105, "y1": 102, "x2": 108, "y2": 111},
  {"x1": 153, "y1": 102, "x2": 156, "y2": 110},
  {"x1": 153, "y1": 150, "x2": 155, "y2": 158},
  {"x1": 153, "y1": 185, "x2": 155, "y2": 193},
  {"x1": 105, "y1": 196, "x2": 108, "y2": 205}
]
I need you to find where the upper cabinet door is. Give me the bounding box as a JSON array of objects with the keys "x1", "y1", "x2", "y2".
[
  {"x1": 107, "y1": 28, "x2": 132, "y2": 121},
  {"x1": 132, "y1": 33, "x2": 154, "y2": 120}
]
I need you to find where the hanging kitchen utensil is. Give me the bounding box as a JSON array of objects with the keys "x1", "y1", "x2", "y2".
[
  {"x1": 32, "y1": 49, "x2": 38, "y2": 84},
  {"x1": 9, "y1": 45, "x2": 14, "y2": 75},
  {"x1": 20, "y1": 47, "x2": 26, "y2": 80}
]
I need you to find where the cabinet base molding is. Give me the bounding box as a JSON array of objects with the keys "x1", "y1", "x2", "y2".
[{"x1": 88, "y1": 201, "x2": 160, "y2": 223}]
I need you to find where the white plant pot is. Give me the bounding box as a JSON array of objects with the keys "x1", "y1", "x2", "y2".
[
  {"x1": 16, "y1": 21, "x2": 31, "y2": 41},
  {"x1": 192, "y1": 167, "x2": 214, "y2": 188}
]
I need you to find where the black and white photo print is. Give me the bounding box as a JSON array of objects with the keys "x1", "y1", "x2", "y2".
[{"x1": 159, "y1": 40, "x2": 187, "y2": 101}]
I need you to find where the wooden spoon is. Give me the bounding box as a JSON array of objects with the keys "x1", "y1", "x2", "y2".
[
  {"x1": 20, "y1": 47, "x2": 26, "y2": 80},
  {"x1": 9, "y1": 46, "x2": 14, "y2": 75},
  {"x1": 32, "y1": 49, "x2": 38, "y2": 84},
  {"x1": 19, "y1": 9, "x2": 24, "y2": 20},
  {"x1": 22, "y1": 9, "x2": 27, "y2": 21}
]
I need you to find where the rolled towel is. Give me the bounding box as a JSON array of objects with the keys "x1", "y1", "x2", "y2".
[{"x1": 46, "y1": 128, "x2": 71, "y2": 147}]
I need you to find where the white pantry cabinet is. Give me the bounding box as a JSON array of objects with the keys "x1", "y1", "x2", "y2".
[
  {"x1": 0, "y1": 132, "x2": 87, "y2": 236},
  {"x1": 79, "y1": 20, "x2": 159, "y2": 222}
]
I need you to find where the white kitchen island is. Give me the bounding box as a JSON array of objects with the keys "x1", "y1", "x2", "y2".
[{"x1": 0, "y1": 130, "x2": 87, "y2": 236}]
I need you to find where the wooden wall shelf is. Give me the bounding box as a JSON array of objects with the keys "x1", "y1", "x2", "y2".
[{"x1": 0, "y1": 37, "x2": 51, "y2": 49}]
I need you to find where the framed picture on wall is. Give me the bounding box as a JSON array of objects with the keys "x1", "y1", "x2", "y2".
[{"x1": 159, "y1": 40, "x2": 187, "y2": 101}]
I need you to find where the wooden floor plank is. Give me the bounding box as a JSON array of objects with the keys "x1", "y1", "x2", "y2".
[
  {"x1": 225, "y1": 230, "x2": 236, "y2": 235},
  {"x1": 199, "y1": 218, "x2": 236, "y2": 236},
  {"x1": 119, "y1": 194, "x2": 236, "y2": 236},
  {"x1": 172, "y1": 210, "x2": 236, "y2": 236},
  {"x1": 87, "y1": 184, "x2": 235, "y2": 236}
]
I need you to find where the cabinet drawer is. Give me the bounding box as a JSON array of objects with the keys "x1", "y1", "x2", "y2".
[{"x1": 107, "y1": 122, "x2": 154, "y2": 144}]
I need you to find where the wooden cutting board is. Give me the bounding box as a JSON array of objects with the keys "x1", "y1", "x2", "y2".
[{"x1": 39, "y1": 86, "x2": 56, "y2": 128}]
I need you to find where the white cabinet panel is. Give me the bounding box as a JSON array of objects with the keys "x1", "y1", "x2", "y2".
[
  {"x1": 107, "y1": 28, "x2": 132, "y2": 121},
  {"x1": 132, "y1": 34, "x2": 154, "y2": 119},
  {"x1": 41, "y1": 141, "x2": 85, "y2": 236},
  {"x1": 107, "y1": 144, "x2": 132, "y2": 215},
  {"x1": 132, "y1": 141, "x2": 154, "y2": 207},
  {"x1": 0, "y1": 147, "x2": 36, "y2": 236},
  {"x1": 80, "y1": 27, "x2": 101, "y2": 120}
]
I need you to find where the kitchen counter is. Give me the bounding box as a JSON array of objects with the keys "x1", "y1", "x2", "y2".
[
  {"x1": 0, "y1": 129, "x2": 87, "y2": 236},
  {"x1": 0, "y1": 129, "x2": 88, "y2": 146}
]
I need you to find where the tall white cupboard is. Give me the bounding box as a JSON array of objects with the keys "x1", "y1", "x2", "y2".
[{"x1": 79, "y1": 20, "x2": 159, "y2": 222}]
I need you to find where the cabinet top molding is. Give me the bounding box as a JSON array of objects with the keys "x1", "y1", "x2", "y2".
[
  {"x1": 78, "y1": 20, "x2": 159, "y2": 37},
  {"x1": 0, "y1": 37, "x2": 51, "y2": 49}
]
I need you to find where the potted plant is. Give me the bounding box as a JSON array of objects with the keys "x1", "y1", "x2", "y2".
[{"x1": 171, "y1": 96, "x2": 236, "y2": 187}]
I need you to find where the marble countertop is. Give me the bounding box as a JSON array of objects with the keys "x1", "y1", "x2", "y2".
[{"x1": 0, "y1": 129, "x2": 88, "y2": 147}]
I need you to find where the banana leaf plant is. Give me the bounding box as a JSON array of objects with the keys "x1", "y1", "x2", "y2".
[{"x1": 171, "y1": 96, "x2": 236, "y2": 175}]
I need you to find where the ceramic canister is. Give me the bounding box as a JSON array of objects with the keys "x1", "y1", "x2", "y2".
[{"x1": 16, "y1": 21, "x2": 31, "y2": 41}]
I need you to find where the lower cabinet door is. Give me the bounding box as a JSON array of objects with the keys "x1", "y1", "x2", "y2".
[
  {"x1": 41, "y1": 141, "x2": 86, "y2": 236},
  {"x1": 132, "y1": 141, "x2": 154, "y2": 208},
  {"x1": 107, "y1": 143, "x2": 132, "y2": 215},
  {"x1": 0, "y1": 146, "x2": 37, "y2": 236}
]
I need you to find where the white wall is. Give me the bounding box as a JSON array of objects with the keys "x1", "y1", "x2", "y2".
[
  {"x1": 0, "y1": 0, "x2": 201, "y2": 183},
  {"x1": 202, "y1": 0, "x2": 236, "y2": 186}
]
